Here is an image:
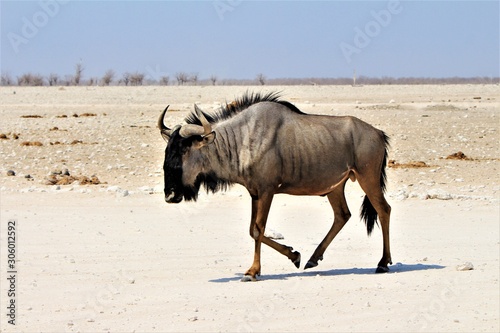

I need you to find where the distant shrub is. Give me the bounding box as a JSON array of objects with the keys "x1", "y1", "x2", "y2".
[
  {"x1": 210, "y1": 75, "x2": 217, "y2": 86},
  {"x1": 176, "y1": 72, "x2": 189, "y2": 85},
  {"x1": 101, "y1": 70, "x2": 115, "y2": 86},
  {"x1": 129, "y1": 72, "x2": 145, "y2": 86},
  {"x1": 190, "y1": 73, "x2": 198, "y2": 85},
  {"x1": 1, "y1": 73, "x2": 13, "y2": 86},
  {"x1": 160, "y1": 76, "x2": 169, "y2": 86},
  {"x1": 73, "y1": 63, "x2": 84, "y2": 86},
  {"x1": 17, "y1": 73, "x2": 44, "y2": 86},
  {"x1": 256, "y1": 73, "x2": 266, "y2": 85},
  {"x1": 48, "y1": 73, "x2": 59, "y2": 86}
]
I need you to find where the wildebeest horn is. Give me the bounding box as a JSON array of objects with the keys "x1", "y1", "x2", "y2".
[
  {"x1": 179, "y1": 104, "x2": 212, "y2": 138},
  {"x1": 158, "y1": 105, "x2": 173, "y2": 142},
  {"x1": 195, "y1": 104, "x2": 212, "y2": 136}
]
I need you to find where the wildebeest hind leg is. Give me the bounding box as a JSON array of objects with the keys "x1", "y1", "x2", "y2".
[
  {"x1": 305, "y1": 181, "x2": 351, "y2": 270},
  {"x1": 357, "y1": 174, "x2": 392, "y2": 273}
]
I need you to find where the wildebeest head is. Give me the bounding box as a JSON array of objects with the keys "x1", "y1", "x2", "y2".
[{"x1": 158, "y1": 105, "x2": 216, "y2": 203}]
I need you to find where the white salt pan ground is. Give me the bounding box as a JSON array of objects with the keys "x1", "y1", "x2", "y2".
[{"x1": 1, "y1": 85, "x2": 498, "y2": 332}]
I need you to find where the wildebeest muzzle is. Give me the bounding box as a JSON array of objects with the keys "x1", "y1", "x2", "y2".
[{"x1": 165, "y1": 190, "x2": 183, "y2": 204}]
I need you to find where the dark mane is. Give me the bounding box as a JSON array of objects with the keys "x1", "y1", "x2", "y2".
[{"x1": 185, "y1": 91, "x2": 304, "y2": 126}]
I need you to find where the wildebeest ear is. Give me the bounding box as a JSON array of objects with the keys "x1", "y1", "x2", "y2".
[{"x1": 193, "y1": 131, "x2": 216, "y2": 149}]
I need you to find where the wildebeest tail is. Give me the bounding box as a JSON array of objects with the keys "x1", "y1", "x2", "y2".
[
  {"x1": 360, "y1": 131, "x2": 389, "y2": 236},
  {"x1": 360, "y1": 196, "x2": 378, "y2": 236}
]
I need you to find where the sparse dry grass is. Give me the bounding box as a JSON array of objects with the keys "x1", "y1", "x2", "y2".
[
  {"x1": 21, "y1": 141, "x2": 43, "y2": 146},
  {"x1": 3, "y1": 132, "x2": 21, "y2": 139},
  {"x1": 79, "y1": 112, "x2": 97, "y2": 117},
  {"x1": 388, "y1": 160, "x2": 430, "y2": 168},
  {"x1": 446, "y1": 151, "x2": 472, "y2": 160},
  {"x1": 49, "y1": 140, "x2": 97, "y2": 145},
  {"x1": 21, "y1": 114, "x2": 43, "y2": 118},
  {"x1": 45, "y1": 174, "x2": 102, "y2": 185}
]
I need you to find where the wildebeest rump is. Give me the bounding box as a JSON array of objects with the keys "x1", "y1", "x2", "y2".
[{"x1": 158, "y1": 92, "x2": 392, "y2": 281}]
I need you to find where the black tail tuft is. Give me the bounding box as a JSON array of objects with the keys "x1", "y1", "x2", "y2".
[{"x1": 360, "y1": 195, "x2": 378, "y2": 236}]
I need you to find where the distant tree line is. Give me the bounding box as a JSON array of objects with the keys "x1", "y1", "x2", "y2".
[{"x1": 1, "y1": 64, "x2": 498, "y2": 87}]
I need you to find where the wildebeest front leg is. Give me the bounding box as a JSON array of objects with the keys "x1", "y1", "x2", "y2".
[
  {"x1": 261, "y1": 236, "x2": 301, "y2": 269},
  {"x1": 242, "y1": 192, "x2": 301, "y2": 282},
  {"x1": 243, "y1": 193, "x2": 273, "y2": 281},
  {"x1": 305, "y1": 183, "x2": 351, "y2": 270}
]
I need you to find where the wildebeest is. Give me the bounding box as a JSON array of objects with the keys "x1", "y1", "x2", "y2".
[{"x1": 158, "y1": 92, "x2": 392, "y2": 281}]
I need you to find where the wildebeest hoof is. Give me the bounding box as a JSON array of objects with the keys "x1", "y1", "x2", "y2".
[
  {"x1": 291, "y1": 251, "x2": 301, "y2": 269},
  {"x1": 304, "y1": 260, "x2": 318, "y2": 270},
  {"x1": 241, "y1": 275, "x2": 258, "y2": 282},
  {"x1": 304, "y1": 255, "x2": 323, "y2": 270},
  {"x1": 376, "y1": 266, "x2": 390, "y2": 273}
]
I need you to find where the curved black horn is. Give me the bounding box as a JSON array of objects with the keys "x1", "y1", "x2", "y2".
[
  {"x1": 158, "y1": 105, "x2": 173, "y2": 141},
  {"x1": 179, "y1": 104, "x2": 213, "y2": 138},
  {"x1": 194, "y1": 104, "x2": 212, "y2": 136}
]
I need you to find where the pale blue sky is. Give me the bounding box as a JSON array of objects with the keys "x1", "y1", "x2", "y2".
[{"x1": 1, "y1": 0, "x2": 499, "y2": 81}]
